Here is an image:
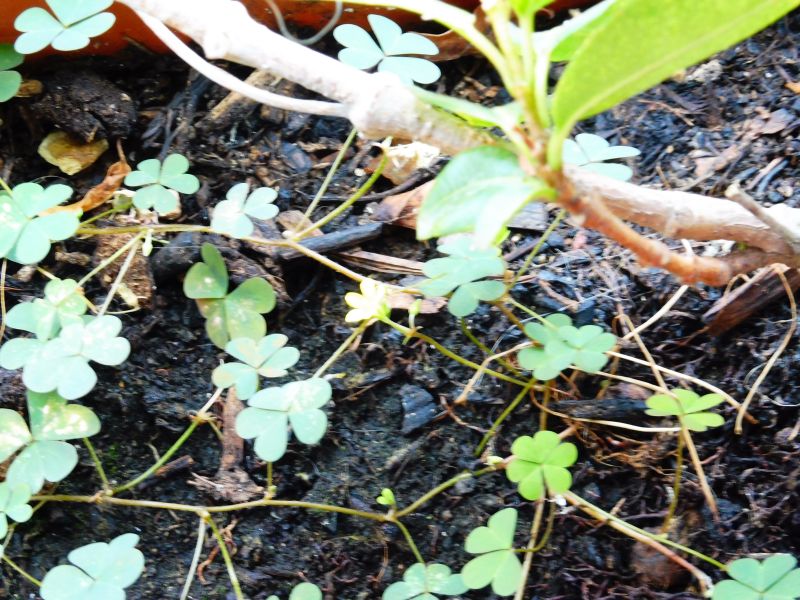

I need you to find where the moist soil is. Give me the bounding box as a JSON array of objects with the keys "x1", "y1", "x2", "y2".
[{"x1": 1, "y1": 12, "x2": 799, "y2": 600}]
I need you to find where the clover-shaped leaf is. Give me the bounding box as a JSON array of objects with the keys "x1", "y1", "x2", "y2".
[
  {"x1": 418, "y1": 237, "x2": 506, "y2": 317},
  {"x1": 211, "y1": 183, "x2": 279, "y2": 238},
  {"x1": 645, "y1": 389, "x2": 725, "y2": 432},
  {"x1": 14, "y1": 0, "x2": 116, "y2": 54},
  {"x1": 0, "y1": 315, "x2": 131, "y2": 400},
  {"x1": 518, "y1": 313, "x2": 616, "y2": 380},
  {"x1": 344, "y1": 279, "x2": 390, "y2": 323},
  {"x1": 267, "y1": 583, "x2": 323, "y2": 600},
  {"x1": 383, "y1": 563, "x2": 467, "y2": 600},
  {"x1": 40, "y1": 533, "x2": 145, "y2": 600},
  {"x1": 0, "y1": 391, "x2": 100, "y2": 493},
  {"x1": 506, "y1": 431, "x2": 578, "y2": 500},
  {"x1": 461, "y1": 507, "x2": 522, "y2": 596},
  {"x1": 124, "y1": 154, "x2": 199, "y2": 214},
  {"x1": 0, "y1": 182, "x2": 78, "y2": 264},
  {"x1": 563, "y1": 133, "x2": 640, "y2": 181},
  {"x1": 6, "y1": 277, "x2": 87, "y2": 340},
  {"x1": 0, "y1": 482, "x2": 33, "y2": 538},
  {"x1": 334, "y1": 14, "x2": 440, "y2": 85},
  {"x1": 712, "y1": 554, "x2": 800, "y2": 600},
  {"x1": 212, "y1": 334, "x2": 300, "y2": 399},
  {"x1": 376, "y1": 487, "x2": 396, "y2": 507},
  {"x1": 236, "y1": 378, "x2": 332, "y2": 462},
  {"x1": 184, "y1": 243, "x2": 277, "y2": 349},
  {"x1": 0, "y1": 45, "x2": 23, "y2": 102}
]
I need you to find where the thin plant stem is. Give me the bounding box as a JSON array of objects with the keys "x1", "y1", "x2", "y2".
[
  {"x1": 661, "y1": 432, "x2": 684, "y2": 534},
  {"x1": 475, "y1": 382, "x2": 535, "y2": 456},
  {"x1": 292, "y1": 149, "x2": 387, "y2": 240},
  {"x1": 514, "y1": 500, "x2": 545, "y2": 600},
  {"x1": 454, "y1": 341, "x2": 531, "y2": 406},
  {"x1": 511, "y1": 209, "x2": 566, "y2": 287},
  {"x1": 313, "y1": 321, "x2": 369, "y2": 378},
  {"x1": 506, "y1": 296, "x2": 547, "y2": 324},
  {"x1": 77, "y1": 231, "x2": 144, "y2": 287},
  {"x1": 2, "y1": 554, "x2": 42, "y2": 587},
  {"x1": 395, "y1": 466, "x2": 497, "y2": 518},
  {"x1": 265, "y1": 462, "x2": 274, "y2": 498},
  {"x1": 179, "y1": 517, "x2": 207, "y2": 600},
  {"x1": 303, "y1": 127, "x2": 358, "y2": 220},
  {"x1": 383, "y1": 318, "x2": 529, "y2": 388},
  {"x1": 679, "y1": 423, "x2": 718, "y2": 520},
  {"x1": 0, "y1": 258, "x2": 7, "y2": 341},
  {"x1": 394, "y1": 520, "x2": 425, "y2": 564},
  {"x1": 493, "y1": 300, "x2": 527, "y2": 331},
  {"x1": 98, "y1": 235, "x2": 142, "y2": 316},
  {"x1": 204, "y1": 513, "x2": 243, "y2": 600},
  {"x1": 83, "y1": 438, "x2": 111, "y2": 490},
  {"x1": 459, "y1": 318, "x2": 519, "y2": 374},
  {"x1": 532, "y1": 501, "x2": 556, "y2": 553},
  {"x1": 0, "y1": 175, "x2": 12, "y2": 194},
  {"x1": 539, "y1": 384, "x2": 551, "y2": 432}
]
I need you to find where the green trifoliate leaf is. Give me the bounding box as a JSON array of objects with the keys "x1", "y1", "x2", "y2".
[
  {"x1": 383, "y1": 563, "x2": 467, "y2": 600},
  {"x1": 40, "y1": 533, "x2": 145, "y2": 600},
  {"x1": 562, "y1": 133, "x2": 640, "y2": 181},
  {"x1": 212, "y1": 334, "x2": 300, "y2": 399},
  {"x1": 461, "y1": 508, "x2": 522, "y2": 596},
  {"x1": 6, "y1": 440, "x2": 77, "y2": 493},
  {"x1": 506, "y1": 430, "x2": 578, "y2": 500},
  {"x1": 125, "y1": 154, "x2": 199, "y2": 214},
  {"x1": 645, "y1": 389, "x2": 725, "y2": 432},
  {"x1": 334, "y1": 14, "x2": 440, "y2": 85},
  {"x1": 0, "y1": 183, "x2": 78, "y2": 264},
  {"x1": 211, "y1": 183, "x2": 279, "y2": 238},
  {"x1": 712, "y1": 554, "x2": 800, "y2": 600},
  {"x1": 0, "y1": 45, "x2": 23, "y2": 102},
  {"x1": 518, "y1": 313, "x2": 616, "y2": 380},
  {"x1": 418, "y1": 237, "x2": 507, "y2": 317},
  {"x1": 20, "y1": 316, "x2": 130, "y2": 400},
  {"x1": 5, "y1": 278, "x2": 87, "y2": 340},
  {"x1": 236, "y1": 378, "x2": 332, "y2": 462},
  {"x1": 417, "y1": 146, "x2": 553, "y2": 244},
  {"x1": 0, "y1": 482, "x2": 33, "y2": 539},
  {"x1": 14, "y1": 0, "x2": 116, "y2": 54}
]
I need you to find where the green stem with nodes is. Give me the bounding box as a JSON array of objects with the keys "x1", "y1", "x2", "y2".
[
  {"x1": 204, "y1": 512, "x2": 243, "y2": 600},
  {"x1": 382, "y1": 317, "x2": 529, "y2": 388},
  {"x1": 394, "y1": 520, "x2": 425, "y2": 564},
  {"x1": 293, "y1": 143, "x2": 388, "y2": 239},
  {"x1": 313, "y1": 320, "x2": 370, "y2": 378},
  {"x1": 511, "y1": 209, "x2": 566, "y2": 287},
  {"x1": 394, "y1": 466, "x2": 497, "y2": 518},
  {"x1": 661, "y1": 431, "x2": 684, "y2": 535},
  {"x1": 475, "y1": 381, "x2": 536, "y2": 457},
  {"x1": 303, "y1": 127, "x2": 358, "y2": 221},
  {"x1": 83, "y1": 438, "x2": 111, "y2": 490},
  {"x1": 1, "y1": 554, "x2": 42, "y2": 587}
]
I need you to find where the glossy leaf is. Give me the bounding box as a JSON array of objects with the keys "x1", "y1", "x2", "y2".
[
  {"x1": 462, "y1": 508, "x2": 522, "y2": 596},
  {"x1": 550, "y1": 0, "x2": 800, "y2": 151},
  {"x1": 417, "y1": 146, "x2": 552, "y2": 243},
  {"x1": 506, "y1": 431, "x2": 578, "y2": 500}
]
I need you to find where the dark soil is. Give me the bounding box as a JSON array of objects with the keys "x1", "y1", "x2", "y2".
[{"x1": 1, "y1": 10, "x2": 799, "y2": 600}]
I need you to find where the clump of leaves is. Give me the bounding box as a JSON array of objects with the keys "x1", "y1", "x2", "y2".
[
  {"x1": 14, "y1": 0, "x2": 116, "y2": 54},
  {"x1": 461, "y1": 507, "x2": 522, "y2": 596},
  {"x1": 183, "y1": 243, "x2": 276, "y2": 349},
  {"x1": 506, "y1": 430, "x2": 578, "y2": 500},
  {"x1": 236, "y1": 378, "x2": 332, "y2": 462},
  {"x1": 212, "y1": 334, "x2": 300, "y2": 400},
  {"x1": 0, "y1": 315, "x2": 130, "y2": 400},
  {"x1": 0, "y1": 45, "x2": 23, "y2": 102},
  {"x1": 417, "y1": 237, "x2": 506, "y2": 317},
  {"x1": 0, "y1": 482, "x2": 33, "y2": 538},
  {"x1": 383, "y1": 563, "x2": 467, "y2": 600},
  {"x1": 5, "y1": 277, "x2": 87, "y2": 340},
  {"x1": 334, "y1": 14, "x2": 440, "y2": 85},
  {"x1": 267, "y1": 583, "x2": 322, "y2": 600},
  {"x1": 124, "y1": 154, "x2": 200, "y2": 214},
  {"x1": 211, "y1": 182, "x2": 279, "y2": 238},
  {"x1": 0, "y1": 391, "x2": 100, "y2": 493},
  {"x1": 0, "y1": 182, "x2": 80, "y2": 264},
  {"x1": 40, "y1": 533, "x2": 145, "y2": 600},
  {"x1": 644, "y1": 389, "x2": 725, "y2": 432},
  {"x1": 518, "y1": 313, "x2": 616, "y2": 380},
  {"x1": 562, "y1": 132, "x2": 641, "y2": 181},
  {"x1": 712, "y1": 554, "x2": 800, "y2": 600}
]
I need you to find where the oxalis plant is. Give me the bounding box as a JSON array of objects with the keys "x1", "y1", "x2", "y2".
[{"x1": 0, "y1": 0, "x2": 799, "y2": 599}]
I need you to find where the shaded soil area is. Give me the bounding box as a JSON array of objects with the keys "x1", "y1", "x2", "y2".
[{"x1": 1, "y1": 11, "x2": 799, "y2": 600}]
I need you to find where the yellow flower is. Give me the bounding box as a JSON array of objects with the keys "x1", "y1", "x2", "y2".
[{"x1": 344, "y1": 279, "x2": 390, "y2": 323}]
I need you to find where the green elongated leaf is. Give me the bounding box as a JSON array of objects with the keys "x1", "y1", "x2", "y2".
[
  {"x1": 417, "y1": 146, "x2": 549, "y2": 241},
  {"x1": 550, "y1": 0, "x2": 800, "y2": 160}
]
